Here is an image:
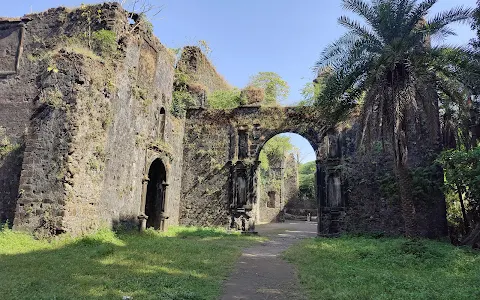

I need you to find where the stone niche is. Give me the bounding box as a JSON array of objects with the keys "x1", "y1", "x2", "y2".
[{"x1": 0, "y1": 19, "x2": 26, "y2": 76}]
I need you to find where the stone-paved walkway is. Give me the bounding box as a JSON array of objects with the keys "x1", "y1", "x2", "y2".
[{"x1": 220, "y1": 221, "x2": 317, "y2": 300}]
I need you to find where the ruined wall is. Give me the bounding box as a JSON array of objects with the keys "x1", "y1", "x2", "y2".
[
  {"x1": 98, "y1": 25, "x2": 180, "y2": 232},
  {"x1": 181, "y1": 106, "x2": 327, "y2": 228},
  {"x1": 0, "y1": 19, "x2": 30, "y2": 224},
  {"x1": 1, "y1": 4, "x2": 182, "y2": 235},
  {"x1": 338, "y1": 111, "x2": 447, "y2": 237},
  {"x1": 1, "y1": 3, "x2": 447, "y2": 238},
  {"x1": 178, "y1": 46, "x2": 231, "y2": 94},
  {"x1": 180, "y1": 111, "x2": 232, "y2": 226},
  {"x1": 257, "y1": 153, "x2": 299, "y2": 223},
  {"x1": 13, "y1": 52, "x2": 113, "y2": 235},
  {"x1": 0, "y1": 4, "x2": 119, "y2": 226},
  {"x1": 177, "y1": 46, "x2": 231, "y2": 107},
  {"x1": 284, "y1": 154, "x2": 299, "y2": 207},
  {"x1": 257, "y1": 158, "x2": 284, "y2": 224}
]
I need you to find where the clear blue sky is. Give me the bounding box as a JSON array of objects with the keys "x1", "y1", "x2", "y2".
[{"x1": 3, "y1": 0, "x2": 477, "y2": 163}]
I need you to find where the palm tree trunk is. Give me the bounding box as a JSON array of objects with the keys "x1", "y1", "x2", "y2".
[{"x1": 392, "y1": 72, "x2": 417, "y2": 237}]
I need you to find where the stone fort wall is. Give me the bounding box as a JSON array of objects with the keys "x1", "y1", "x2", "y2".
[
  {"x1": 0, "y1": 4, "x2": 183, "y2": 235},
  {"x1": 0, "y1": 3, "x2": 447, "y2": 238},
  {"x1": 0, "y1": 3, "x2": 235, "y2": 236}
]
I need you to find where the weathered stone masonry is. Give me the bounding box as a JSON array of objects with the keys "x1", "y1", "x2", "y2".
[
  {"x1": 0, "y1": 4, "x2": 184, "y2": 235},
  {"x1": 257, "y1": 153, "x2": 299, "y2": 224},
  {"x1": 0, "y1": 3, "x2": 447, "y2": 238},
  {"x1": 180, "y1": 106, "x2": 345, "y2": 233}
]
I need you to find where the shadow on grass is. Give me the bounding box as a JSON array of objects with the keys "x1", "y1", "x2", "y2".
[
  {"x1": 155, "y1": 226, "x2": 241, "y2": 239},
  {"x1": 0, "y1": 227, "x2": 258, "y2": 300}
]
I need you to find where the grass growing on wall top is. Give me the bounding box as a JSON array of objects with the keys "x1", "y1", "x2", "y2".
[
  {"x1": 284, "y1": 235, "x2": 480, "y2": 300},
  {"x1": 0, "y1": 226, "x2": 262, "y2": 300}
]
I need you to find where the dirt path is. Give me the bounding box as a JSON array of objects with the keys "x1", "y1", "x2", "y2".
[{"x1": 220, "y1": 221, "x2": 317, "y2": 300}]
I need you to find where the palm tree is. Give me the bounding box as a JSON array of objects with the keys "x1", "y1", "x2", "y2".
[{"x1": 315, "y1": 0, "x2": 477, "y2": 237}]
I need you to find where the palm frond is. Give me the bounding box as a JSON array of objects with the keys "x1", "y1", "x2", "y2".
[
  {"x1": 314, "y1": 0, "x2": 479, "y2": 130},
  {"x1": 394, "y1": 0, "x2": 416, "y2": 32},
  {"x1": 315, "y1": 32, "x2": 361, "y2": 71},
  {"x1": 338, "y1": 15, "x2": 382, "y2": 42},
  {"x1": 429, "y1": 26, "x2": 457, "y2": 42},
  {"x1": 406, "y1": 0, "x2": 438, "y2": 30},
  {"x1": 426, "y1": 6, "x2": 473, "y2": 34},
  {"x1": 342, "y1": 0, "x2": 376, "y2": 23}
]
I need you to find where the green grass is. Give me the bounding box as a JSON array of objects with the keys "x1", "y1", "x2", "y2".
[
  {"x1": 0, "y1": 226, "x2": 262, "y2": 300},
  {"x1": 284, "y1": 235, "x2": 480, "y2": 300}
]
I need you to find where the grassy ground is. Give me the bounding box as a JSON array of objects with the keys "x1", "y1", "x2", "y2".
[
  {"x1": 284, "y1": 235, "x2": 480, "y2": 300},
  {"x1": 0, "y1": 226, "x2": 262, "y2": 300}
]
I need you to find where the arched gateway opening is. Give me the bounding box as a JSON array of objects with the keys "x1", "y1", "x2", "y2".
[
  {"x1": 145, "y1": 159, "x2": 167, "y2": 230},
  {"x1": 255, "y1": 133, "x2": 318, "y2": 224},
  {"x1": 183, "y1": 106, "x2": 344, "y2": 236}
]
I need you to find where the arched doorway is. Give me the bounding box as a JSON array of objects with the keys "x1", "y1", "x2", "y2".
[
  {"x1": 255, "y1": 133, "x2": 318, "y2": 224},
  {"x1": 145, "y1": 159, "x2": 167, "y2": 230}
]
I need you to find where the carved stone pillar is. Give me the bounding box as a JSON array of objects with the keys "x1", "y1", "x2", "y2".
[
  {"x1": 318, "y1": 132, "x2": 345, "y2": 236},
  {"x1": 159, "y1": 182, "x2": 169, "y2": 231},
  {"x1": 138, "y1": 174, "x2": 149, "y2": 231}
]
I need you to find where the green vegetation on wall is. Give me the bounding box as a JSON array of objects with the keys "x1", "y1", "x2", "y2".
[
  {"x1": 248, "y1": 72, "x2": 289, "y2": 106},
  {"x1": 207, "y1": 89, "x2": 243, "y2": 109},
  {"x1": 91, "y1": 29, "x2": 117, "y2": 56},
  {"x1": 172, "y1": 69, "x2": 195, "y2": 117},
  {"x1": 0, "y1": 127, "x2": 20, "y2": 160}
]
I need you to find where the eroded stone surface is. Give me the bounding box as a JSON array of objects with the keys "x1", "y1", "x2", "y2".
[{"x1": 0, "y1": 3, "x2": 447, "y2": 239}]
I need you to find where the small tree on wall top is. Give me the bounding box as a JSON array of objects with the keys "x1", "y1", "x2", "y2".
[{"x1": 248, "y1": 72, "x2": 289, "y2": 106}]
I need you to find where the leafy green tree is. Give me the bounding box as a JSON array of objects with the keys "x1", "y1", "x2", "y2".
[
  {"x1": 298, "y1": 161, "x2": 317, "y2": 208},
  {"x1": 438, "y1": 146, "x2": 480, "y2": 244},
  {"x1": 259, "y1": 135, "x2": 294, "y2": 171},
  {"x1": 471, "y1": 0, "x2": 480, "y2": 50},
  {"x1": 298, "y1": 68, "x2": 332, "y2": 106},
  {"x1": 316, "y1": 0, "x2": 474, "y2": 236},
  {"x1": 248, "y1": 72, "x2": 289, "y2": 105}
]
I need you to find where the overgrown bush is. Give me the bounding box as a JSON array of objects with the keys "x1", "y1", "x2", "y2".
[
  {"x1": 172, "y1": 70, "x2": 196, "y2": 117},
  {"x1": 240, "y1": 86, "x2": 264, "y2": 105},
  {"x1": 207, "y1": 89, "x2": 242, "y2": 109},
  {"x1": 377, "y1": 163, "x2": 443, "y2": 205},
  {"x1": 91, "y1": 29, "x2": 117, "y2": 56},
  {"x1": 172, "y1": 90, "x2": 195, "y2": 117}
]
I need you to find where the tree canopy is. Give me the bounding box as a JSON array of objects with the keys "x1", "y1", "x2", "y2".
[
  {"x1": 248, "y1": 72, "x2": 289, "y2": 105},
  {"x1": 259, "y1": 135, "x2": 295, "y2": 171}
]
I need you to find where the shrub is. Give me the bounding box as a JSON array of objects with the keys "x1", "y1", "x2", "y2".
[
  {"x1": 207, "y1": 89, "x2": 242, "y2": 109},
  {"x1": 91, "y1": 29, "x2": 117, "y2": 56},
  {"x1": 240, "y1": 86, "x2": 264, "y2": 105}
]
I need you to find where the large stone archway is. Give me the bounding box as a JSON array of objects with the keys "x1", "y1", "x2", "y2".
[{"x1": 180, "y1": 106, "x2": 345, "y2": 235}]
